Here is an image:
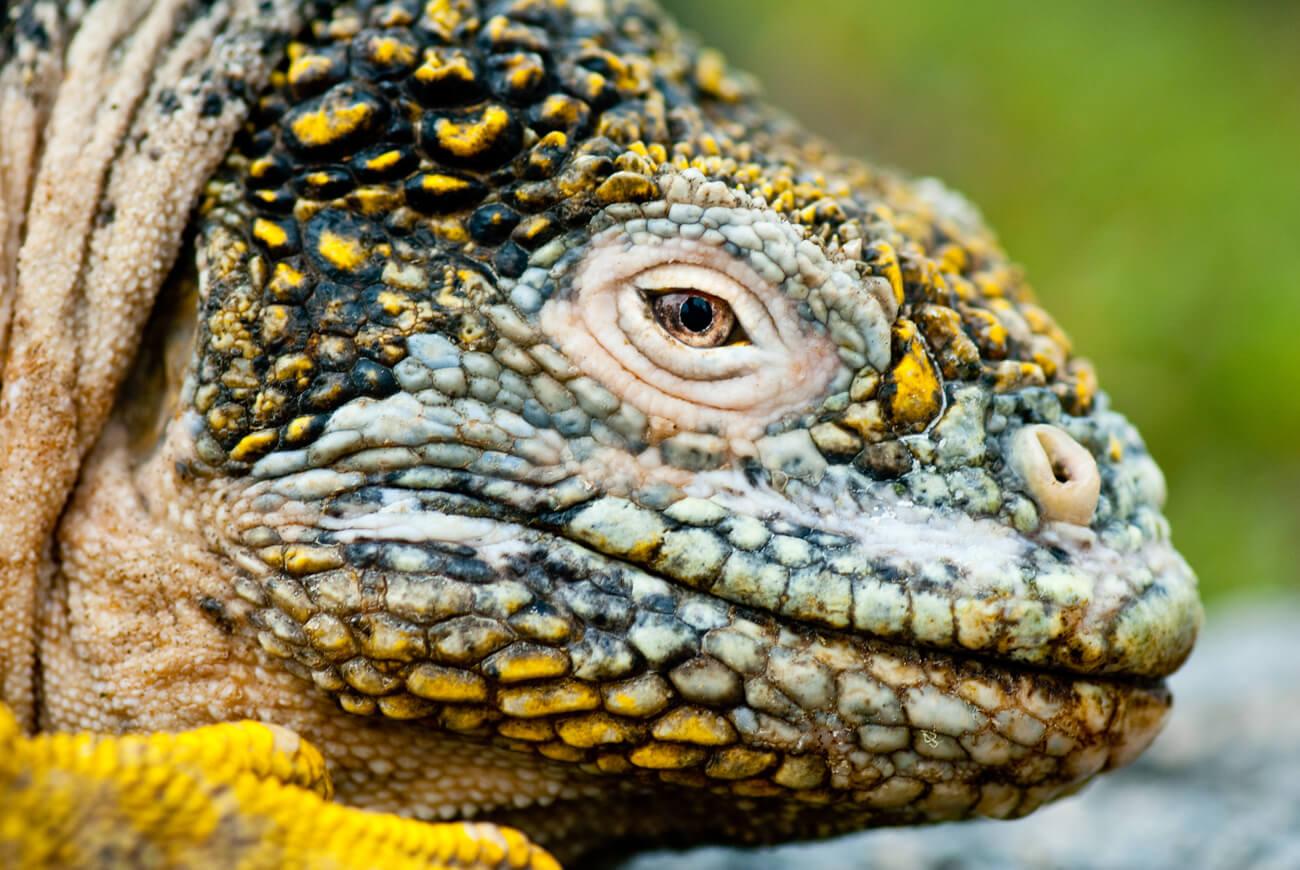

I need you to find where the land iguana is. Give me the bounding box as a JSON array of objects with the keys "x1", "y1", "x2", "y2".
[{"x1": 0, "y1": 0, "x2": 1200, "y2": 866}]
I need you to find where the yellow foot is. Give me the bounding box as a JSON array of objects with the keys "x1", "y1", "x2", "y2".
[{"x1": 0, "y1": 704, "x2": 559, "y2": 869}]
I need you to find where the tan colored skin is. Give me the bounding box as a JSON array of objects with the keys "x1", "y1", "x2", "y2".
[{"x1": 0, "y1": 0, "x2": 300, "y2": 731}]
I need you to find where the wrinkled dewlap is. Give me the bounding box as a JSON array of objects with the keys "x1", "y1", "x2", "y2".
[
  {"x1": 38, "y1": 0, "x2": 1197, "y2": 857},
  {"x1": 0, "y1": 0, "x2": 308, "y2": 728}
]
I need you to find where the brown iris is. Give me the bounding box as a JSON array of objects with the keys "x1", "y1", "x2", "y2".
[{"x1": 651, "y1": 290, "x2": 738, "y2": 347}]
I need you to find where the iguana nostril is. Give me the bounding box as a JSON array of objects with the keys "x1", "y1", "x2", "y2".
[{"x1": 1010, "y1": 424, "x2": 1101, "y2": 526}]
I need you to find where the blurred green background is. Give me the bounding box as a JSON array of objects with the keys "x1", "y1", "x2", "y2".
[{"x1": 663, "y1": 0, "x2": 1300, "y2": 606}]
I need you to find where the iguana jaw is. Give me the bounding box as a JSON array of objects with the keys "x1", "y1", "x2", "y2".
[
  {"x1": 38, "y1": 414, "x2": 1175, "y2": 858},
  {"x1": 156, "y1": 396, "x2": 1184, "y2": 839}
]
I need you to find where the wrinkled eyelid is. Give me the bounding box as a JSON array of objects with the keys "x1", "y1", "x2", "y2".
[
  {"x1": 541, "y1": 230, "x2": 844, "y2": 432},
  {"x1": 630, "y1": 263, "x2": 747, "y2": 296}
]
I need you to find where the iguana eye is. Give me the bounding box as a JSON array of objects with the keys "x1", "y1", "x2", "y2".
[
  {"x1": 650, "y1": 290, "x2": 738, "y2": 347},
  {"x1": 539, "y1": 230, "x2": 842, "y2": 438}
]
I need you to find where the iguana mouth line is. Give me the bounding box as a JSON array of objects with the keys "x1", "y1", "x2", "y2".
[
  {"x1": 308, "y1": 489, "x2": 1178, "y2": 686},
  {"x1": 552, "y1": 552, "x2": 1176, "y2": 689}
]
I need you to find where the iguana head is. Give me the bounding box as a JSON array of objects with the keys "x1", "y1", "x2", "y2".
[{"x1": 96, "y1": 0, "x2": 1198, "y2": 853}]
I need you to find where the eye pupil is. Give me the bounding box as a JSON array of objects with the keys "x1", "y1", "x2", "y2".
[
  {"x1": 649, "y1": 288, "x2": 738, "y2": 348},
  {"x1": 679, "y1": 295, "x2": 714, "y2": 333}
]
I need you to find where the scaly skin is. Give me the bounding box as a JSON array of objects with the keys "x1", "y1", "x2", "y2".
[{"x1": 1, "y1": 0, "x2": 1199, "y2": 865}]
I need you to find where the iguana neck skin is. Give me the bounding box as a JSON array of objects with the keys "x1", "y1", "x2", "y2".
[{"x1": 13, "y1": 0, "x2": 1198, "y2": 863}]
